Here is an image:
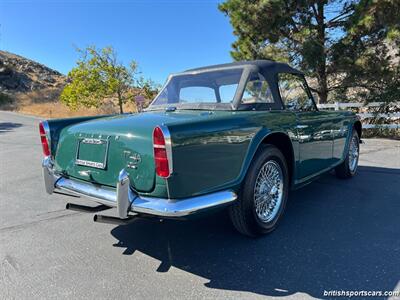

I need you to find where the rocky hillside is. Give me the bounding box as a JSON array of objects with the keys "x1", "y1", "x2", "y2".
[
  {"x1": 0, "y1": 51, "x2": 129, "y2": 118},
  {"x1": 0, "y1": 50, "x2": 76, "y2": 118},
  {"x1": 0, "y1": 50, "x2": 66, "y2": 94}
]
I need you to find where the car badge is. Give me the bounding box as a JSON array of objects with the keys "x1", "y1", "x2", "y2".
[
  {"x1": 124, "y1": 150, "x2": 141, "y2": 169},
  {"x1": 129, "y1": 153, "x2": 141, "y2": 164}
]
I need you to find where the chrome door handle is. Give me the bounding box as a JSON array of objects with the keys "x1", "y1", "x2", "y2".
[{"x1": 296, "y1": 125, "x2": 309, "y2": 129}]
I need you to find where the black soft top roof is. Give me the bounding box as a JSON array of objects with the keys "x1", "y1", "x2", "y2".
[{"x1": 184, "y1": 60, "x2": 303, "y2": 76}]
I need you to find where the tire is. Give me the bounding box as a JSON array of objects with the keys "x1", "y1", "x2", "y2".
[
  {"x1": 229, "y1": 145, "x2": 289, "y2": 237},
  {"x1": 335, "y1": 129, "x2": 360, "y2": 179}
]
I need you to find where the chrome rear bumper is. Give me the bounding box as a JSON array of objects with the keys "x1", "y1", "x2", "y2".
[{"x1": 42, "y1": 157, "x2": 237, "y2": 219}]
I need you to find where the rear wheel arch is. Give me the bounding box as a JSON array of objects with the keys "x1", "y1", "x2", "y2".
[
  {"x1": 258, "y1": 132, "x2": 295, "y2": 186},
  {"x1": 354, "y1": 120, "x2": 362, "y2": 139},
  {"x1": 230, "y1": 144, "x2": 290, "y2": 236}
]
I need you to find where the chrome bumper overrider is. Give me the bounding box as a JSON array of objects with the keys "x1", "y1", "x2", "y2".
[{"x1": 42, "y1": 157, "x2": 237, "y2": 219}]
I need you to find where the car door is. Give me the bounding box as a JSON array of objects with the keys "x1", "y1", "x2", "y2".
[{"x1": 277, "y1": 73, "x2": 333, "y2": 179}]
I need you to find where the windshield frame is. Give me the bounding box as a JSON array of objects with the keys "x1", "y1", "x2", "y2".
[{"x1": 146, "y1": 65, "x2": 259, "y2": 111}]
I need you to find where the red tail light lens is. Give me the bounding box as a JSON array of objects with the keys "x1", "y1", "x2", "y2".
[
  {"x1": 153, "y1": 126, "x2": 170, "y2": 178},
  {"x1": 39, "y1": 121, "x2": 51, "y2": 156}
]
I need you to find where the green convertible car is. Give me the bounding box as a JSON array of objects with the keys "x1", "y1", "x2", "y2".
[{"x1": 41, "y1": 60, "x2": 361, "y2": 236}]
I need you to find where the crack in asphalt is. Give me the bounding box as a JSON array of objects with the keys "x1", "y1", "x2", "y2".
[{"x1": 0, "y1": 211, "x2": 81, "y2": 233}]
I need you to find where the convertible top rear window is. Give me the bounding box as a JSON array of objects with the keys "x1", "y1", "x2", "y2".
[{"x1": 148, "y1": 68, "x2": 244, "y2": 110}]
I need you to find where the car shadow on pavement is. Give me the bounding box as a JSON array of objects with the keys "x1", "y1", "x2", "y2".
[
  {"x1": 111, "y1": 165, "x2": 400, "y2": 298},
  {"x1": 0, "y1": 122, "x2": 23, "y2": 133}
]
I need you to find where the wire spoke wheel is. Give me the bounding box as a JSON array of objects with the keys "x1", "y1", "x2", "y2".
[
  {"x1": 348, "y1": 135, "x2": 359, "y2": 173},
  {"x1": 253, "y1": 160, "x2": 284, "y2": 223}
]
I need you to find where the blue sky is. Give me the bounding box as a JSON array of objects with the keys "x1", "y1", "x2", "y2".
[{"x1": 0, "y1": 0, "x2": 235, "y2": 84}]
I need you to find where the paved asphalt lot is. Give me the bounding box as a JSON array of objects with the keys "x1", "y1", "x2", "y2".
[{"x1": 0, "y1": 111, "x2": 399, "y2": 299}]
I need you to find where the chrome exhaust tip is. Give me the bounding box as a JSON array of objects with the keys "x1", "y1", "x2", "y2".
[{"x1": 93, "y1": 214, "x2": 137, "y2": 225}]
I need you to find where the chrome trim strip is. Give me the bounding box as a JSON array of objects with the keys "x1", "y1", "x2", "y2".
[
  {"x1": 41, "y1": 120, "x2": 51, "y2": 156},
  {"x1": 42, "y1": 159, "x2": 237, "y2": 218},
  {"x1": 295, "y1": 124, "x2": 309, "y2": 129},
  {"x1": 41, "y1": 120, "x2": 51, "y2": 142},
  {"x1": 158, "y1": 124, "x2": 173, "y2": 176}
]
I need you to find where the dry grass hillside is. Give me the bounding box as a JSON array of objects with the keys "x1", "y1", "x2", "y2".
[{"x1": 0, "y1": 50, "x2": 133, "y2": 118}]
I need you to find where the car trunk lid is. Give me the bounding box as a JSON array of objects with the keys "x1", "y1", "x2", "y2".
[{"x1": 53, "y1": 111, "x2": 220, "y2": 192}]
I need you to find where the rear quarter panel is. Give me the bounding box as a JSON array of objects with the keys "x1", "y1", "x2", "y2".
[
  {"x1": 329, "y1": 110, "x2": 360, "y2": 163},
  {"x1": 166, "y1": 111, "x2": 297, "y2": 198}
]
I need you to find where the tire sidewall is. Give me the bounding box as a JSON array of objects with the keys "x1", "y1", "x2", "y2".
[
  {"x1": 240, "y1": 145, "x2": 289, "y2": 234},
  {"x1": 348, "y1": 130, "x2": 360, "y2": 176}
]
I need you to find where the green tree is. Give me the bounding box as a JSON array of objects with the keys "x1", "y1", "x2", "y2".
[
  {"x1": 135, "y1": 77, "x2": 161, "y2": 101},
  {"x1": 219, "y1": 0, "x2": 399, "y2": 104},
  {"x1": 331, "y1": 0, "x2": 400, "y2": 104},
  {"x1": 61, "y1": 46, "x2": 138, "y2": 113}
]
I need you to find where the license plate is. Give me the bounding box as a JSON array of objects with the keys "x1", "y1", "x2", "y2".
[{"x1": 75, "y1": 138, "x2": 109, "y2": 169}]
